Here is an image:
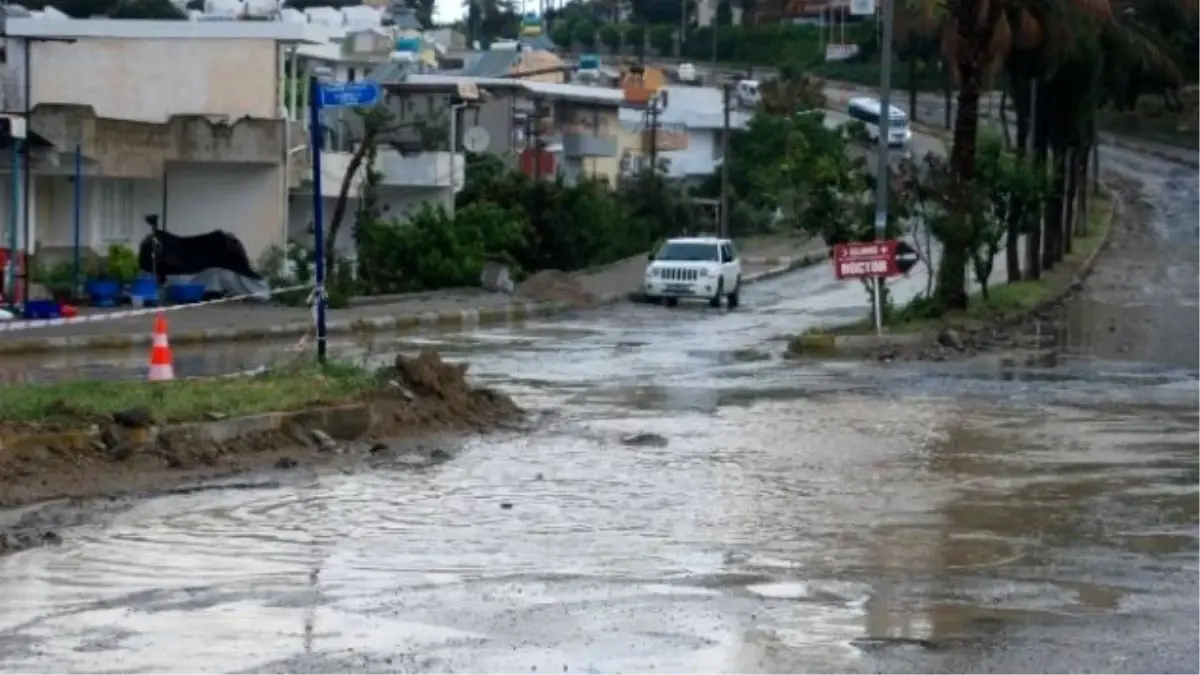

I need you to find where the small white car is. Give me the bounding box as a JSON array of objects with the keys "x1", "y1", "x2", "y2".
[{"x1": 644, "y1": 236, "x2": 742, "y2": 309}]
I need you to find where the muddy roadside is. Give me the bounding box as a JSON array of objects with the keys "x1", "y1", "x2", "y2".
[
  {"x1": 854, "y1": 174, "x2": 1161, "y2": 364},
  {"x1": 0, "y1": 350, "x2": 522, "y2": 557}
]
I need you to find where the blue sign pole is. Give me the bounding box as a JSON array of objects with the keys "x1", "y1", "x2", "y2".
[
  {"x1": 307, "y1": 75, "x2": 329, "y2": 366},
  {"x1": 304, "y1": 78, "x2": 381, "y2": 365}
]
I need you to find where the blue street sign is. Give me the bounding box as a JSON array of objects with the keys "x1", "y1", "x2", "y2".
[{"x1": 317, "y1": 81, "x2": 382, "y2": 109}]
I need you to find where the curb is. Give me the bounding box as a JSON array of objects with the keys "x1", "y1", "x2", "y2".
[
  {"x1": 0, "y1": 251, "x2": 831, "y2": 356},
  {"x1": 0, "y1": 402, "x2": 383, "y2": 460},
  {"x1": 0, "y1": 300, "x2": 571, "y2": 356},
  {"x1": 789, "y1": 184, "x2": 1120, "y2": 357}
]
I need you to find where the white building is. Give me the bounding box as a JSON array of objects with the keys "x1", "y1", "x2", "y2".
[
  {"x1": 619, "y1": 85, "x2": 750, "y2": 183},
  {"x1": 0, "y1": 17, "x2": 323, "y2": 266}
]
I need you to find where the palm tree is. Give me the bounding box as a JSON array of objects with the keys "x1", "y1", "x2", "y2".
[
  {"x1": 887, "y1": 0, "x2": 1192, "y2": 307},
  {"x1": 1006, "y1": 0, "x2": 1190, "y2": 278}
]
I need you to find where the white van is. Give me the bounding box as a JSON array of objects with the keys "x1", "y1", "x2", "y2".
[
  {"x1": 735, "y1": 79, "x2": 761, "y2": 108},
  {"x1": 847, "y1": 96, "x2": 912, "y2": 148}
]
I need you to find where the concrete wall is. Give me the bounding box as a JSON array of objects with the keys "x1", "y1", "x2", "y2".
[
  {"x1": 19, "y1": 163, "x2": 284, "y2": 263},
  {"x1": 30, "y1": 106, "x2": 290, "y2": 178},
  {"x1": 287, "y1": 186, "x2": 454, "y2": 256},
  {"x1": 165, "y1": 163, "x2": 285, "y2": 261},
  {"x1": 13, "y1": 38, "x2": 281, "y2": 123},
  {"x1": 367, "y1": 89, "x2": 519, "y2": 158}
]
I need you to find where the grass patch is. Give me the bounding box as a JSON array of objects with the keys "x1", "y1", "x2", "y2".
[
  {"x1": 0, "y1": 361, "x2": 380, "y2": 427},
  {"x1": 817, "y1": 193, "x2": 1113, "y2": 337}
]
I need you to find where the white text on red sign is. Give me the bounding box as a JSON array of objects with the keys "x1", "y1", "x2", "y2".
[
  {"x1": 839, "y1": 260, "x2": 890, "y2": 276},
  {"x1": 843, "y1": 244, "x2": 886, "y2": 258}
]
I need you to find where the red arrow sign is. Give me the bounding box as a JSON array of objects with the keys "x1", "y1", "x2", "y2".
[{"x1": 832, "y1": 240, "x2": 901, "y2": 280}]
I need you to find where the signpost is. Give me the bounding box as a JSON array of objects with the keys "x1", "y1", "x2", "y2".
[
  {"x1": 308, "y1": 78, "x2": 382, "y2": 364},
  {"x1": 832, "y1": 240, "x2": 920, "y2": 280}
]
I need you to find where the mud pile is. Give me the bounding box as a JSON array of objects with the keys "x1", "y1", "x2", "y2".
[
  {"x1": 516, "y1": 270, "x2": 597, "y2": 308},
  {"x1": 0, "y1": 351, "x2": 522, "y2": 525},
  {"x1": 378, "y1": 350, "x2": 521, "y2": 431}
]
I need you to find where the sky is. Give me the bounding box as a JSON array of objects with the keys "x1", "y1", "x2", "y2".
[
  {"x1": 434, "y1": 0, "x2": 461, "y2": 24},
  {"x1": 433, "y1": 0, "x2": 547, "y2": 27}
]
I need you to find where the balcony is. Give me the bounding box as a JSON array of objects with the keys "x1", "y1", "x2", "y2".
[
  {"x1": 375, "y1": 150, "x2": 464, "y2": 189},
  {"x1": 561, "y1": 131, "x2": 617, "y2": 158},
  {"x1": 316, "y1": 149, "x2": 464, "y2": 197}
]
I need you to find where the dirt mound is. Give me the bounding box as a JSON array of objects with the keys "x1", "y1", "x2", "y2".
[
  {"x1": 378, "y1": 350, "x2": 521, "y2": 431},
  {"x1": 0, "y1": 351, "x2": 522, "y2": 522},
  {"x1": 516, "y1": 270, "x2": 597, "y2": 307}
]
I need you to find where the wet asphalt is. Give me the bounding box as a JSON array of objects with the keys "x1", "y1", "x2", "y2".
[{"x1": 0, "y1": 151, "x2": 1196, "y2": 673}]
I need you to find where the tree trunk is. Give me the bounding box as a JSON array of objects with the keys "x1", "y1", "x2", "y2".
[
  {"x1": 1005, "y1": 72, "x2": 1031, "y2": 283},
  {"x1": 1043, "y1": 143, "x2": 1067, "y2": 270},
  {"x1": 326, "y1": 136, "x2": 372, "y2": 282},
  {"x1": 1027, "y1": 79, "x2": 1047, "y2": 278},
  {"x1": 1063, "y1": 146, "x2": 1079, "y2": 255},
  {"x1": 937, "y1": 0, "x2": 1002, "y2": 312},
  {"x1": 1077, "y1": 145, "x2": 1090, "y2": 237},
  {"x1": 908, "y1": 49, "x2": 919, "y2": 120},
  {"x1": 999, "y1": 87, "x2": 1012, "y2": 149},
  {"x1": 942, "y1": 56, "x2": 954, "y2": 129}
]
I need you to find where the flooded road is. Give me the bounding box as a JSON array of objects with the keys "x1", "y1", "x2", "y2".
[
  {"x1": 1, "y1": 153, "x2": 1197, "y2": 672},
  {"x1": 0, "y1": 361, "x2": 1194, "y2": 672}
]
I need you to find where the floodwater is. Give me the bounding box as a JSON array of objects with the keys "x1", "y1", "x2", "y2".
[{"x1": 0, "y1": 154, "x2": 1196, "y2": 673}]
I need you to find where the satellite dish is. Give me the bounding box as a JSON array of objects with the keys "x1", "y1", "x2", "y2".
[{"x1": 462, "y1": 126, "x2": 490, "y2": 153}]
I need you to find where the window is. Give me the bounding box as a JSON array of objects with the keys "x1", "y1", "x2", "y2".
[
  {"x1": 847, "y1": 104, "x2": 880, "y2": 126},
  {"x1": 656, "y1": 242, "x2": 720, "y2": 262},
  {"x1": 94, "y1": 180, "x2": 135, "y2": 245},
  {"x1": 848, "y1": 101, "x2": 908, "y2": 129},
  {"x1": 720, "y1": 243, "x2": 734, "y2": 262}
]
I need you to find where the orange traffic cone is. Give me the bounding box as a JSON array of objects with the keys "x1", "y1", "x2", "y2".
[{"x1": 148, "y1": 312, "x2": 175, "y2": 382}]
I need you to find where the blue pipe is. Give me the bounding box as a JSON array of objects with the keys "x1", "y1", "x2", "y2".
[
  {"x1": 7, "y1": 138, "x2": 19, "y2": 307},
  {"x1": 73, "y1": 144, "x2": 82, "y2": 297}
]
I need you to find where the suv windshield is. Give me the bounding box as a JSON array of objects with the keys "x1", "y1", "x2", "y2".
[{"x1": 656, "y1": 242, "x2": 719, "y2": 262}]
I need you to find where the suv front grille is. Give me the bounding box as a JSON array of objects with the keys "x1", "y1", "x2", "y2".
[{"x1": 661, "y1": 267, "x2": 699, "y2": 282}]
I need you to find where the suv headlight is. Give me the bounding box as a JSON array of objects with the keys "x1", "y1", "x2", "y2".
[
  {"x1": 646, "y1": 268, "x2": 660, "y2": 277},
  {"x1": 699, "y1": 268, "x2": 710, "y2": 277}
]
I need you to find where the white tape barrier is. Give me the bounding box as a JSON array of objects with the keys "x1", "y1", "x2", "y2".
[{"x1": 0, "y1": 283, "x2": 313, "y2": 334}]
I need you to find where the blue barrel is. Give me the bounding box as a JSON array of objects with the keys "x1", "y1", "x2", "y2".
[{"x1": 394, "y1": 37, "x2": 422, "y2": 53}]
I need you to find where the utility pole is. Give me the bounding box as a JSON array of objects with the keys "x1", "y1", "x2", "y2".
[
  {"x1": 719, "y1": 82, "x2": 731, "y2": 239},
  {"x1": 710, "y1": 10, "x2": 718, "y2": 68},
  {"x1": 680, "y1": 0, "x2": 687, "y2": 59},
  {"x1": 870, "y1": 0, "x2": 897, "y2": 337},
  {"x1": 646, "y1": 95, "x2": 661, "y2": 174}
]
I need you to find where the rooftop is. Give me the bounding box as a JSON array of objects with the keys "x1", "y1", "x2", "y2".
[
  {"x1": 619, "y1": 85, "x2": 751, "y2": 130},
  {"x1": 381, "y1": 73, "x2": 626, "y2": 106},
  {"x1": 1, "y1": 17, "x2": 327, "y2": 42}
]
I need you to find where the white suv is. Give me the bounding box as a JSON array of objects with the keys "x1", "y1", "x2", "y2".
[{"x1": 644, "y1": 236, "x2": 742, "y2": 309}]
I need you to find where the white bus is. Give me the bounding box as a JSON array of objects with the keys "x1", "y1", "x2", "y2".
[{"x1": 847, "y1": 97, "x2": 912, "y2": 148}]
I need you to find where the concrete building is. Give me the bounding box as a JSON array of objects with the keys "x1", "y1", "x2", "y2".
[
  {"x1": 0, "y1": 17, "x2": 323, "y2": 267},
  {"x1": 618, "y1": 85, "x2": 750, "y2": 184},
  {"x1": 360, "y1": 73, "x2": 623, "y2": 185}
]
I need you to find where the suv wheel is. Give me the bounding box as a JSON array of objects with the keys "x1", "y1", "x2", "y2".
[
  {"x1": 727, "y1": 277, "x2": 741, "y2": 309},
  {"x1": 709, "y1": 279, "x2": 724, "y2": 308}
]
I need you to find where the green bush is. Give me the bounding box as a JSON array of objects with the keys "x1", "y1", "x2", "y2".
[
  {"x1": 105, "y1": 243, "x2": 139, "y2": 284},
  {"x1": 356, "y1": 202, "x2": 527, "y2": 294}
]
